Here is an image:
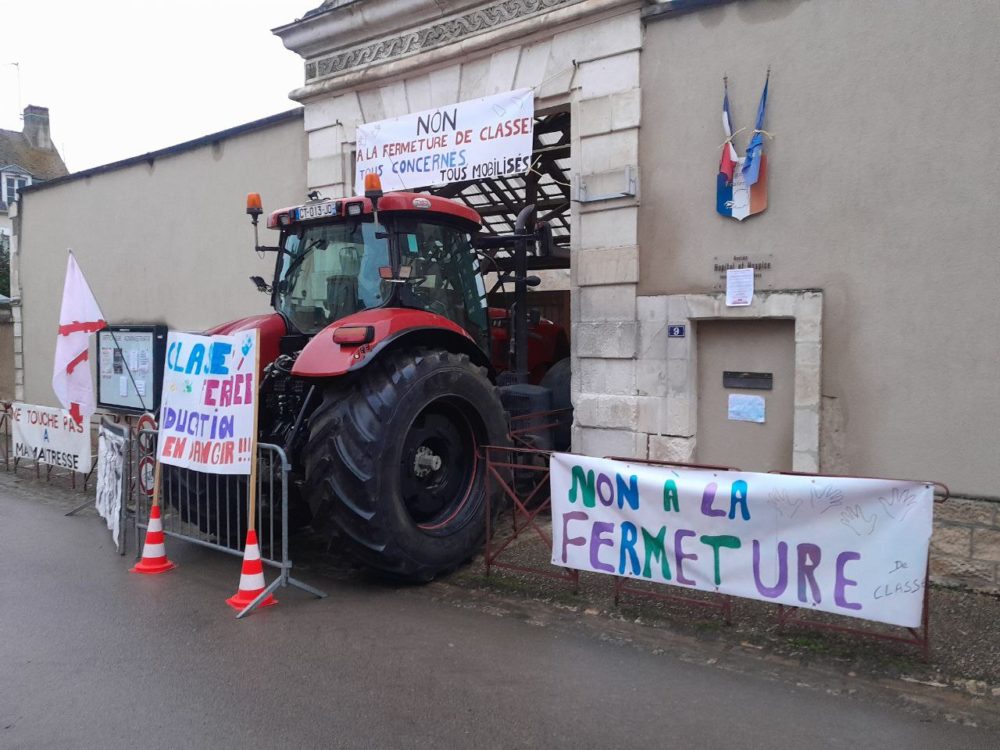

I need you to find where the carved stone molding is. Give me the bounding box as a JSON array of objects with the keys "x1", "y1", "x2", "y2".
[{"x1": 305, "y1": 0, "x2": 576, "y2": 81}]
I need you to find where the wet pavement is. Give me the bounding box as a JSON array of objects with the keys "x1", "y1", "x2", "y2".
[{"x1": 0, "y1": 473, "x2": 996, "y2": 749}]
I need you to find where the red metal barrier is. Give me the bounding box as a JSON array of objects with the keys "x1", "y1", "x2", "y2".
[{"x1": 482, "y1": 444, "x2": 578, "y2": 590}]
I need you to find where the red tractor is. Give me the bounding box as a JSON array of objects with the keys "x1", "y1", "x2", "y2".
[{"x1": 181, "y1": 176, "x2": 570, "y2": 581}]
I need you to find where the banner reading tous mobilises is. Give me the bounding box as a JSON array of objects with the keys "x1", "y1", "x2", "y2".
[
  {"x1": 550, "y1": 455, "x2": 934, "y2": 628},
  {"x1": 156, "y1": 331, "x2": 257, "y2": 475},
  {"x1": 11, "y1": 402, "x2": 92, "y2": 474},
  {"x1": 355, "y1": 89, "x2": 534, "y2": 193}
]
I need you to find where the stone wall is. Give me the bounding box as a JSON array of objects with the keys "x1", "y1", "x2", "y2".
[
  {"x1": 931, "y1": 497, "x2": 1000, "y2": 594},
  {"x1": 0, "y1": 307, "x2": 12, "y2": 402}
]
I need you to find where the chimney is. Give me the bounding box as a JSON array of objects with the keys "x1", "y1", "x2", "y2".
[{"x1": 22, "y1": 105, "x2": 53, "y2": 150}]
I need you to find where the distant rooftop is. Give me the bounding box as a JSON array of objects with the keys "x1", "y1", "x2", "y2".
[{"x1": 0, "y1": 105, "x2": 69, "y2": 182}]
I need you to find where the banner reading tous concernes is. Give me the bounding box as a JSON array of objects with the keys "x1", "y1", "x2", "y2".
[
  {"x1": 156, "y1": 331, "x2": 257, "y2": 475},
  {"x1": 550, "y1": 455, "x2": 933, "y2": 628},
  {"x1": 355, "y1": 89, "x2": 534, "y2": 193},
  {"x1": 11, "y1": 402, "x2": 92, "y2": 474}
]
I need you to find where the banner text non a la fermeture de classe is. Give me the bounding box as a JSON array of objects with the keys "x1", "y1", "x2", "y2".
[{"x1": 550, "y1": 455, "x2": 933, "y2": 628}]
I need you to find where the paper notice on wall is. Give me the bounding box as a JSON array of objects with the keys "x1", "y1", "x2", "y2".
[
  {"x1": 135, "y1": 380, "x2": 146, "y2": 397},
  {"x1": 128, "y1": 349, "x2": 139, "y2": 372},
  {"x1": 118, "y1": 376, "x2": 128, "y2": 397},
  {"x1": 100, "y1": 349, "x2": 113, "y2": 374},
  {"x1": 137, "y1": 349, "x2": 150, "y2": 373},
  {"x1": 725, "y1": 267, "x2": 754, "y2": 306},
  {"x1": 728, "y1": 393, "x2": 765, "y2": 423}
]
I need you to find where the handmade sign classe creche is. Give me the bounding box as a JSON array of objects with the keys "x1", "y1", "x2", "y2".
[
  {"x1": 550, "y1": 455, "x2": 933, "y2": 628},
  {"x1": 156, "y1": 331, "x2": 258, "y2": 475}
]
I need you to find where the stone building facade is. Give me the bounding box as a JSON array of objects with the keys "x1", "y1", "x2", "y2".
[{"x1": 274, "y1": 0, "x2": 999, "y2": 589}]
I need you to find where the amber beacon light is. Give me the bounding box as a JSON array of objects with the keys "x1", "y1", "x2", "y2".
[
  {"x1": 364, "y1": 173, "x2": 383, "y2": 198},
  {"x1": 246, "y1": 192, "x2": 263, "y2": 217}
]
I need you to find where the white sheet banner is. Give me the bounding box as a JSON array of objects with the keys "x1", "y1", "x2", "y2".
[
  {"x1": 156, "y1": 331, "x2": 257, "y2": 475},
  {"x1": 11, "y1": 402, "x2": 92, "y2": 474},
  {"x1": 550, "y1": 455, "x2": 934, "y2": 628},
  {"x1": 96, "y1": 420, "x2": 128, "y2": 548},
  {"x1": 355, "y1": 89, "x2": 534, "y2": 193}
]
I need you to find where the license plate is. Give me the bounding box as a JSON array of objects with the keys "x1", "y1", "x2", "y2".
[{"x1": 295, "y1": 202, "x2": 336, "y2": 221}]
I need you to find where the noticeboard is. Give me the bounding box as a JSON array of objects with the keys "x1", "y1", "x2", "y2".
[{"x1": 97, "y1": 325, "x2": 167, "y2": 414}]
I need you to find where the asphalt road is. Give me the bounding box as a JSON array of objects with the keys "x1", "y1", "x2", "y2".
[{"x1": 0, "y1": 475, "x2": 995, "y2": 749}]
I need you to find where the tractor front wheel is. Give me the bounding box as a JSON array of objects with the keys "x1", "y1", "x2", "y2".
[{"x1": 302, "y1": 349, "x2": 508, "y2": 581}]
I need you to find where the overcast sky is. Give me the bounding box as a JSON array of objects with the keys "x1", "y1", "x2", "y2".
[{"x1": 2, "y1": 1, "x2": 307, "y2": 172}]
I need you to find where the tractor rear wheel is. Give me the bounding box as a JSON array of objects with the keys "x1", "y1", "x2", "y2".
[{"x1": 303, "y1": 348, "x2": 508, "y2": 581}]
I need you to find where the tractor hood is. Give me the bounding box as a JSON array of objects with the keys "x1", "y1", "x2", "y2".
[
  {"x1": 203, "y1": 313, "x2": 287, "y2": 372},
  {"x1": 292, "y1": 307, "x2": 484, "y2": 379}
]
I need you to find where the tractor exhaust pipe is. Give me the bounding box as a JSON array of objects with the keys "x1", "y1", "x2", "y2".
[{"x1": 512, "y1": 205, "x2": 537, "y2": 385}]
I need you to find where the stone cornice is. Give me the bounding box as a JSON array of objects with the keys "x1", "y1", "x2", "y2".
[
  {"x1": 286, "y1": 0, "x2": 638, "y2": 102},
  {"x1": 274, "y1": 1, "x2": 485, "y2": 60},
  {"x1": 312, "y1": 0, "x2": 576, "y2": 83}
]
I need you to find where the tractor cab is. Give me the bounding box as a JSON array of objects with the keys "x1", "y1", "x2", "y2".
[{"x1": 257, "y1": 184, "x2": 491, "y2": 357}]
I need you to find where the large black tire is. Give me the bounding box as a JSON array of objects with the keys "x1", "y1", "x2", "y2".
[{"x1": 303, "y1": 348, "x2": 508, "y2": 581}]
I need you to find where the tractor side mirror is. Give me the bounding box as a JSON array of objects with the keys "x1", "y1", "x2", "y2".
[{"x1": 250, "y1": 275, "x2": 271, "y2": 294}]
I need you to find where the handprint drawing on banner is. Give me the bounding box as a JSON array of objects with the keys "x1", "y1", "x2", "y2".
[
  {"x1": 810, "y1": 484, "x2": 844, "y2": 514},
  {"x1": 841, "y1": 505, "x2": 878, "y2": 536},
  {"x1": 879, "y1": 487, "x2": 917, "y2": 521},
  {"x1": 767, "y1": 489, "x2": 802, "y2": 518}
]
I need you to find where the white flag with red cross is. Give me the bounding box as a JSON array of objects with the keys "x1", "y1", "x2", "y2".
[{"x1": 52, "y1": 252, "x2": 106, "y2": 425}]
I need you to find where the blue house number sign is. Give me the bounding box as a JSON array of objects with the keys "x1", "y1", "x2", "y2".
[{"x1": 668, "y1": 324, "x2": 686, "y2": 338}]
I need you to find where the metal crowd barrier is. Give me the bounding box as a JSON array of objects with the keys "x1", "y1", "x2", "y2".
[
  {"x1": 134, "y1": 429, "x2": 325, "y2": 618},
  {"x1": 0, "y1": 401, "x2": 10, "y2": 472}
]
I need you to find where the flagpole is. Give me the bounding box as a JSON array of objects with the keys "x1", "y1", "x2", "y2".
[{"x1": 246, "y1": 331, "x2": 261, "y2": 536}]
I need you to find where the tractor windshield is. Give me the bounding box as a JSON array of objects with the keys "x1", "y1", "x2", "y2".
[{"x1": 276, "y1": 219, "x2": 389, "y2": 334}]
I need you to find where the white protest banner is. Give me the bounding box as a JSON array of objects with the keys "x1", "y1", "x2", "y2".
[
  {"x1": 355, "y1": 89, "x2": 534, "y2": 193},
  {"x1": 11, "y1": 402, "x2": 92, "y2": 474},
  {"x1": 96, "y1": 420, "x2": 128, "y2": 549},
  {"x1": 550, "y1": 455, "x2": 934, "y2": 628},
  {"x1": 156, "y1": 331, "x2": 258, "y2": 475}
]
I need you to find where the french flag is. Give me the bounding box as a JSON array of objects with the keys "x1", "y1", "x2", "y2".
[
  {"x1": 717, "y1": 73, "x2": 770, "y2": 222},
  {"x1": 718, "y1": 80, "x2": 738, "y2": 185},
  {"x1": 742, "y1": 71, "x2": 770, "y2": 188}
]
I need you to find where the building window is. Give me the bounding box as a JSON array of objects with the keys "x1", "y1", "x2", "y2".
[{"x1": 3, "y1": 174, "x2": 30, "y2": 205}]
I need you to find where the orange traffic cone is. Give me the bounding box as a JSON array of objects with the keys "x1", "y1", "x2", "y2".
[
  {"x1": 130, "y1": 503, "x2": 176, "y2": 575},
  {"x1": 226, "y1": 529, "x2": 277, "y2": 612}
]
